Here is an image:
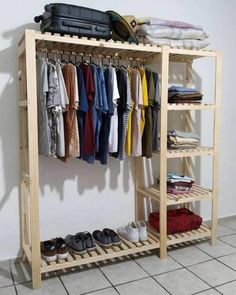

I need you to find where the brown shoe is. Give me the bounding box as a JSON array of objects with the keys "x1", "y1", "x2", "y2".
[
  {"x1": 41, "y1": 240, "x2": 57, "y2": 262},
  {"x1": 54, "y1": 237, "x2": 68, "y2": 260}
]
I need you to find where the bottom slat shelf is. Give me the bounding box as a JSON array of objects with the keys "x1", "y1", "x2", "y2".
[
  {"x1": 40, "y1": 232, "x2": 160, "y2": 274},
  {"x1": 148, "y1": 224, "x2": 211, "y2": 246}
]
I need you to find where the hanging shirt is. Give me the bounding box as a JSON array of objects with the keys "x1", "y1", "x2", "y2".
[
  {"x1": 152, "y1": 72, "x2": 160, "y2": 151},
  {"x1": 126, "y1": 69, "x2": 134, "y2": 156},
  {"x1": 76, "y1": 66, "x2": 88, "y2": 159},
  {"x1": 61, "y1": 63, "x2": 80, "y2": 161},
  {"x1": 36, "y1": 58, "x2": 51, "y2": 156},
  {"x1": 131, "y1": 69, "x2": 143, "y2": 156},
  {"x1": 80, "y1": 63, "x2": 95, "y2": 158},
  {"x1": 107, "y1": 67, "x2": 119, "y2": 153},
  {"x1": 138, "y1": 67, "x2": 149, "y2": 135}
]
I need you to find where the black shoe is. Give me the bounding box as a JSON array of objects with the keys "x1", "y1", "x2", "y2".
[
  {"x1": 103, "y1": 228, "x2": 121, "y2": 246},
  {"x1": 92, "y1": 230, "x2": 112, "y2": 248},
  {"x1": 76, "y1": 232, "x2": 96, "y2": 252},
  {"x1": 65, "y1": 234, "x2": 87, "y2": 255}
]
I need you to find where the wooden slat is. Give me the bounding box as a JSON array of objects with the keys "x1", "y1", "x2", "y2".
[
  {"x1": 166, "y1": 147, "x2": 214, "y2": 158},
  {"x1": 167, "y1": 103, "x2": 215, "y2": 110}
]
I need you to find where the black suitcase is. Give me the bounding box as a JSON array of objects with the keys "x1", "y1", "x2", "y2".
[{"x1": 34, "y1": 3, "x2": 111, "y2": 39}]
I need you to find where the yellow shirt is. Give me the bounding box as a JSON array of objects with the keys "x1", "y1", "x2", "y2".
[{"x1": 138, "y1": 67, "x2": 148, "y2": 135}]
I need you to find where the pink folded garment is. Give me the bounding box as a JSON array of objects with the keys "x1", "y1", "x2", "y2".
[{"x1": 167, "y1": 188, "x2": 192, "y2": 194}]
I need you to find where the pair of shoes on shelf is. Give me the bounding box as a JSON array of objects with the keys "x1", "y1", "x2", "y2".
[
  {"x1": 93, "y1": 228, "x2": 121, "y2": 248},
  {"x1": 117, "y1": 221, "x2": 148, "y2": 243},
  {"x1": 65, "y1": 231, "x2": 96, "y2": 255},
  {"x1": 41, "y1": 237, "x2": 68, "y2": 262}
]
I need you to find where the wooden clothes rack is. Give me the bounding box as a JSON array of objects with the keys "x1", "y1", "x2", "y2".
[{"x1": 17, "y1": 29, "x2": 221, "y2": 289}]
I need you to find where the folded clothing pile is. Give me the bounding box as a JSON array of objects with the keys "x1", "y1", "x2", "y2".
[
  {"x1": 136, "y1": 17, "x2": 209, "y2": 49},
  {"x1": 167, "y1": 172, "x2": 194, "y2": 194},
  {"x1": 149, "y1": 208, "x2": 202, "y2": 234},
  {"x1": 168, "y1": 86, "x2": 203, "y2": 104},
  {"x1": 167, "y1": 129, "x2": 200, "y2": 149}
]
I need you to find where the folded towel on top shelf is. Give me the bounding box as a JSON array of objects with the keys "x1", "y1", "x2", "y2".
[{"x1": 136, "y1": 17, "x2": 209, "y2": 49}]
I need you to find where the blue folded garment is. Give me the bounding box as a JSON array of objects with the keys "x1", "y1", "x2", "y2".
[
  {"x1": 168, "y1": 129, "x2": 200, "y2": 140},
  {"x1": 168, "y1": 85, "x2": 198, "y2": 93}
]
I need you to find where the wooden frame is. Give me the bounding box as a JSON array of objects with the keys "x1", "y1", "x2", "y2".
[{"x1": 18, "y1": 29, "x2": 221, "y2": 288}]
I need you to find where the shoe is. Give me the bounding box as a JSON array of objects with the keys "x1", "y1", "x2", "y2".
[
  {"x1": 65, "y1": 234, "x2": 87, "y2": 255},
  {"x1": 103, "y1": 228, "x2": 121, "y2": 246},
  {"x1": 54, "y1": 237, "x2": 68, "y2": 259},
  {"x1": 92, "y1": 230, "x2": 112, "y2": 248},
  {"x1": 117, "y1": 222, "x2": 139, "y2": 243},
  {"x1": 76, "y1": 232, "x2": 97, "y2": 252},
  {"x1": 41, "y1": 240, "x2": 57, "y2": 262},
  {"x1": 137, "y1": 220, "x2": 148, "y2": 241}
]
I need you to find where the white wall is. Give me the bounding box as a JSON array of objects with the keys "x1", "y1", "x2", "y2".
[{"x1": 0, "y1": 0, "x2": 236, "y2": 260}]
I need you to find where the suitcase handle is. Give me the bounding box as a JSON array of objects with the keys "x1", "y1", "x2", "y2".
[{"x1": 62, "y1": 21, "x2": 107, "y2": 33}]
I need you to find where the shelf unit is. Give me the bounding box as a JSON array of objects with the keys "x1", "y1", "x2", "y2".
[{"x1": 17, "y1": 29, "x2": 221, "y2": 289}]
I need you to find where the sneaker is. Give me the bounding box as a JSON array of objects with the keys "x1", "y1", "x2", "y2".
[
  {"x1": 103, "y1": 228, "x2": 121, "y2": 246},
  {"x1": 54, "y1": 237, "x2": 68, "y2": 259},
  {"x1": 76, "y1": 232, "x2": 97, "y2": 252},
  {"x1": 137, "y1": 220, "x2": 148, "y2": 241},
  {"x1": 117, "y1": 222, "x2": 139, "y2": 243},
  {"x1": 65, "y1": 234, "x2": 87, "y2": 255},
  {"x1": 41, "y1": 240, "x2": 57, "y2": 262},
  {"x1": 92, "y1": 230, "x2": 112, "y2": 248}
]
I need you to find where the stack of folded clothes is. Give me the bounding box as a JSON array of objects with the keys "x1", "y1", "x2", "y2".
[
  {"x1": 168, "y1": 86, "x2": 203, "y2": 104},
  {"x1": 167, "y1": 172, "x2": 194, "y2": 194},
  {"x1": 149, "y1": 208, "x2": 202, "y2": 234},
  {"x1": 136, "y1": 17, "x2": 209, "y2": 49},
  {"x1": 167, "y1": 129, "x2": 200, "y2": 149}
]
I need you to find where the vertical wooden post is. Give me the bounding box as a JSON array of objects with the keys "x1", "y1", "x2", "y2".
[
  {"x1": 159, "y1": 46, "x2": 169, "y2": 258},
  {"x1": 25, "y1": 29, "x2": 41, "y2": 288},
  {"x1": 211, "y1": 51, "x2": 222, "y2": 245},
  {"x1": 183, "y1": 61, "x2": 193, "y2": 178}
]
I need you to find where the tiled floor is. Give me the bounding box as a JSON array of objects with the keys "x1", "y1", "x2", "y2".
[{"x1": 1, "y1": 219, "x2": 236, "y2": 294}]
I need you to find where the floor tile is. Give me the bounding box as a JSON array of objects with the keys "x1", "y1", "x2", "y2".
[
  {"x1": 196, "y1": 289, "x2": 221, "y2": 294},
  {"x1": 154, "y1": 268, "x2": 209, "y2": 295},
  {"x1": 10, "y1": 261, "x2": 31, "y2": 284},
  {"x1": 195, "y1": 240, "x2": 236, "y2": 257},
  {"x1": 217, "y1": 252, "x2": 236, "y2": 270},
  {"x1": 86, "y1": 287, "x2": 119, "y2": 295},
  {"x1": 168, "y1": 246, "x2": 212, "y2": 266},
  {"x1": 116, "y1": 277, "x2": 169, "y2": 295},
  {"x1": 220, "y1": 234, "x2": 236, "y2": 248},
  {"x1": 220, "y1": 218, "x2": 236, "y2": 230},
  {"x1": 60, "y1": 268, "x2": 110, "y2": 294},
  {"x1": 0, "y1": 260, "x2": 13, "y2": 288},
  {"x1": 216, "y1": 280, "x2": 236, "y2": 294},
  {"x1": 135, "y1": 254, "x2": 182, "y2": 275},
  {"x1": 0, "y1": 285, "x2": 16, "y2": 295},
  {"x1": 217, "y1": 225, "x2": 235, "y2": 237},
  {"x1": 16, "y1": 277, "x2": 67, "y2": 295},
  {"x1": 99, "y1": 260, "x2": 148, "y2": 285},
  {"x1": 188, "y1": 260, "x2": 236, "y2": 287}
]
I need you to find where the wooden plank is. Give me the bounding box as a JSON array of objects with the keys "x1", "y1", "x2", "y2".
[
  {"x1": 159, "y1": 46, "x2": 169, "y2": 259},
  {"x1": 167, "y1": 103, "x2": 215, "y2": 110},
  {"x1": 166, "y1": 147, "x2": 214, "y2": 158},
  {"x1": 211, "y1": 51, "x2": 222, "y2": 245},
  {"x1": 25, "y1": 29, "x2": 41, "y2": 289},
  {"x1": 169, "y1": 47, "x2": 217, "y2": 58}
]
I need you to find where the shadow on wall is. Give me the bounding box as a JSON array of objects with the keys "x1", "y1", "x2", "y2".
[{"x1": 0, "y1": 23, "x2": 38, "y2": 212}]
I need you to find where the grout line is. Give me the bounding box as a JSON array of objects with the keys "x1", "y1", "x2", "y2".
[
  {"x1": 193, "y1": 243, "x2": 236, "y2": 259},
  {"x1": 14, "y1": 284, "x2": 18, "y2": 295},
  {"x1": 8, "y1": 259, "x2": 16, "y2": 286},
  {"x1": 97, "y1": 265, "x2": 121, "y2": 295},
  {"x1": 58, "y1": 275, "x2": 70, "y2": 295}
]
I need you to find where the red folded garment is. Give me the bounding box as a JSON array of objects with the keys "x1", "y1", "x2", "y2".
[{"x1": 149, "y1": 208, "x2": 202, "y2": 235}]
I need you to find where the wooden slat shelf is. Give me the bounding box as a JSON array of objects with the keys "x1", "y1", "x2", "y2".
[
  {"x1": 138, "y1": 184, "x2": 212, "y2": 205},
  {"x1": 148, "y1": 224, "x2": 211, "y2": 246},
  {"x1": 168, "y1": 103, "x2": 215, "y2": 110},
  {"x1": 40, "y1": 232, "x2": 159, "y2": 274},
  {"x1": 166, "y1": 146, "x2": 214, "y2": 158}
]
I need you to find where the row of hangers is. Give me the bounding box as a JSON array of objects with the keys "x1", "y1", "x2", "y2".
[{"x1": 36, "y1": 48, "x2": 145, "y2": 67}]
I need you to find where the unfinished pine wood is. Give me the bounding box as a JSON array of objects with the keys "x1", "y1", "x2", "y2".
[
  {"x1": 25, "y1": 29, "x2": 41, "y2": 289},
  {"x1": 159, "y1": 46, "x2": 169, "y2": 258},
  {"x1": 148, "y1": 224, "x2": 211, "y2": 246},
  {"x1": 211, "y1": 51, "x2": 222, "y2": 245},
  {"x1": 18, "y1": 29, "x2": 220, "y2": 288},
  {"x1": 166, "y1": 146, "x2": 214, "y2": 158},
  {"x1": 137, "y1": 184, "x2": 212, "y2": 205},
  {"x1": 40, "y1": 233, "x2": 160, "y2": 273}
]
